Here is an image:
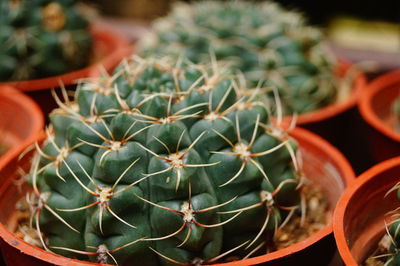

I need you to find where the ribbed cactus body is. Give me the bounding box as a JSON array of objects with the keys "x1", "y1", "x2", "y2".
[
  {"x1": 387, "y1": 215, "x2": 400, "y2": 265},
  {"x1": 0, "y1": 0, "x2": 92, "y2": 81},
  {"x1": 140, "y1": 0, "x2": 338, "y2": 115},
  {"x1": 29, "y1": 56, "x2": 301, "y2": 265}
]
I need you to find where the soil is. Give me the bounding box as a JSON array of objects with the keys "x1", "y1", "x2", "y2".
[
  {"x1": 14, "y1": 196, "x2": 44, "y2": 248},
  {"x1": 363, "y1": 234, "x2": 392, "y2": 266},
  {"x1": 272, "y1": 179, "x2": 329, "y2": 251}
]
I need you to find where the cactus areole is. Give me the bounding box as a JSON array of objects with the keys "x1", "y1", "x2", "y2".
[
  {"x1": 27, "y1": 56, "x2": 302, "y2": 265},
  {"x1": 0, "y1": 0, "x2": 92, "y2": 81}
]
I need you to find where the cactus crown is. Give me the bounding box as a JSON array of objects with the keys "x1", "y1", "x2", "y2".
[
  {"x1": 0, "y1": 0, "x2": 92, "y2": 81},
  {"x1": 27, "y1": 56, "x2": 302, "y2": 265},
  {"x1": 139, "y1": 0, "x2": 338, "y2": 115}
]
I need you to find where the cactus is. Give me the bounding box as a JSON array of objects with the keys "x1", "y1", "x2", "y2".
[
  {"x1": 139, "y1": 0, "x2": 338, "y2": 115},
  {"x1": 393, "y1": 97, "x2": 400, "y2": 131},
  {"x1": 27, "y1": 56, "x2": 303, "y2": 265},
  {"x1": 0, "y1": 0, "x2": 92, "y2": 81},
  {"x1": 385, "y1": 218, "x2": 400, "y2": 265},
  {"x1": 381, "y1": 180, "x2": 400, "y2": 265}
]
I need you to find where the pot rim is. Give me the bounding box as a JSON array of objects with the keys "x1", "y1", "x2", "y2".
[
  {"x1": 0, "y1": 127, "x2": 355, "y2": 266},
  {"x1": 0, "y1": 86, "x2": 44, "y2": 168},
  {"x1": 284, "y1": 60, "x2": 367, "y2": 125},
  {"x1": 0, "y1": 23, "x2": 132, "y2": 92},
  {"x1": 333, "y1": 156, "x2": 400, "y2": 266},
  {"x1": 358, "y1": 70, "x2": 400, "y2": 142}
]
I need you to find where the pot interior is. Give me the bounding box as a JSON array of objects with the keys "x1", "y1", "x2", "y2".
[
  {"x1": 297, "y1": 137, "x2": 346, "y2": 217},
  {"x1": 0, "y1": 94, "x2": 39, "y2": 156},
  {"x1": 90, "y1": 28, "x2": 117, "y2": 64},
  {"x1": 343, "y1": 163, "x2": 400, "y2": 263},
  {"x1": 0, "y1": 96, "x2": 35, "y2": 144},
  {"x1": 370, "y1": 80, "x2": 400, "y2": 131}
]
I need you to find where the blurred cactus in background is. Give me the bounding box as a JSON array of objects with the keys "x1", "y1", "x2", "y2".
[
  {"x1": 140, "y1": 1, "x2": 339, "y2": 115},
  {"x1": 0, "y1": 0, "x2": 92, "y2": 81}
]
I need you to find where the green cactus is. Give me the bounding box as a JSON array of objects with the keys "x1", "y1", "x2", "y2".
[
  {"x1": 0, "y1": 0, "x2": 92, "y2": 81},
  {"x1": 27, "y1": 56, "x2": 302, "y2": 265},
  {"x1": 139, "y1": 0, "x2": 338, "y2": 115},
  {"x1": 393, "y1": 96, "x2": 400, "y2": 131},
  {"x1": 382, "y1": 182, "x2": 400, "y2": 265},
  {"x1": 386, "y1": 218, "x2": 400, "y2": 265}
]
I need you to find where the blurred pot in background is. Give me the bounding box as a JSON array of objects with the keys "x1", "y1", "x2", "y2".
[
  {"x1": 94, "y1": 0, "x2": 172, "y2": 21},
  {"x1": 358, "y1": 70, "x2": 400, "y2": 162}
]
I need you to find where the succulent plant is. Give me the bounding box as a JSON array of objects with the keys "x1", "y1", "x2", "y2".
[
  {"x1": 27, "y1": 56, "x2": 302, "y2": 265},
  {"x1": 385, "y1": 219, "x2": 400, "y2": 265},
  {"x1": 0, "y1": 0, "x2": 92, "y2": 81},
  {"x1": 382, "y1": 180, "x2": 400, "y2": 265},
  {"x1": 139, "y1": 0, "x2": 339, "y2": 115}
]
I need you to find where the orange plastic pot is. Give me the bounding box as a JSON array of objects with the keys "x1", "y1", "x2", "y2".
[
  {"x1": 0, "y1": 23, "x2": 132, "y2": 116},
  {"x1": 358, "y1": 70, "x2": 400, "y2": 163},
  {"x1": 0, "y1": 86, "x2": 44, "y2": 167},
  {"x1": 0, "y1": 127, "x2": 354, "y2": 266},
  {"x1": 333, "y1": 156, "x2": 400, "y2": 265}
]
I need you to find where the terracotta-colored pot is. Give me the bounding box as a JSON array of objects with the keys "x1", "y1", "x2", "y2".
[
  {"x1": 0, "y1": 127, "x2": 354, "y2": 265},
  {"x1": 0, "y1": 23, "x2": 132, "y2": 116},
  {"x1": 333, "y1": 156, "x2": 400, "y2": 265},
  {"x1": 96, "y1": 0, "x2": 172, "y2": 20},
  {"x1": 358, "y1": 70, "x2": 400, "y2": 163},
  {"x1": 0, "y1": 86, "x2": 44, "y2": 168}
]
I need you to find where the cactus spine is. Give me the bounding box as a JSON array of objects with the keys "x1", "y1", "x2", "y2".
[{"x1": 27, "y1": 56, "x2": 302, "y2": 265}]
